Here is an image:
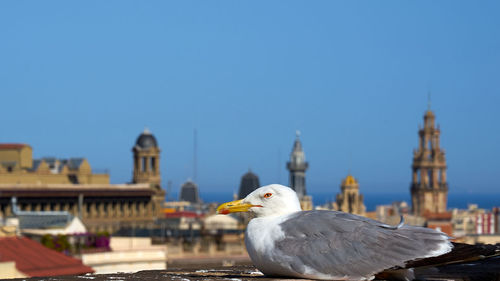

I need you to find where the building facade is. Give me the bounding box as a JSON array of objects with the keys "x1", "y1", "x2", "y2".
[
  {"x1": 334, "y1": 174, "x2": 366, "y2": 216},
  {"x1": 0, "y1": 130, "x2": 165, "y2": 233},
  {"x1": 0, "y1": 144, "x2": 109, "y2": 185},
  {"x1": 410, "y1": 109, "x2": 449, "y2": 216}
]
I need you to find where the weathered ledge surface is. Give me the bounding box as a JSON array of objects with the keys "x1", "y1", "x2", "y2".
[{"x1": 11, "y1": 257, "x2": 500, "y2": 281}]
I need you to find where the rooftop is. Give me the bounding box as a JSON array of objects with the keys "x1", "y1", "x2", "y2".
[{"x1": 0, "y1": 237, "x2": 93, "y2": 277}]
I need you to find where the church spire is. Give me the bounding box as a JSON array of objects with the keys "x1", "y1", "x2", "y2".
[{"x1": 287, "y1": 131, "x2": 308, "y2": 199}]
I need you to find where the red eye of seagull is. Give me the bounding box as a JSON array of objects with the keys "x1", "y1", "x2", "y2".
[{"x1": 264, "y1": 193, "x2": 272, "y2": 198}]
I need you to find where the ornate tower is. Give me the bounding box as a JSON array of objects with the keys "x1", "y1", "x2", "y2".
[
  {"x1": 411, "y1": 109, "x2": 448, "y2": 216},
  {"x1": 133, "y1": 128, "x2": 161, "y2": 189},
  {"x1": 287, "y1": 131, "x2": 309, "y2": 199},
  {"x1": 335, "y1": 174, "x2": 366, "y2": 216}
]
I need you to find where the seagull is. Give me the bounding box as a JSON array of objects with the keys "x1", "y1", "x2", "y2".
[{"x1": 217, "y1": 184, "x2": 453, "y2": 281}]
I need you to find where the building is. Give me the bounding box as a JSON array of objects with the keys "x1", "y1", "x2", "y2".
[
  {"x1": 410, "y1": 108, "x2": 448, "y2": 216},
  {"x1": 334, "y1": 174, "x2": 366, "y2": 216},
  {"x1": 286, "y1": 131, "x2": 312, "y2": 210},
  {"x1": 133, "y1": 128, "x2": 161, "y2": 189},
  {"x1": 179, "y1": 179, "x2": 200, "y2": 204},
  {"x1": 0, "y1": 130, "x2": 165, "y2": 234},
  {"x1": 0, "y1": 144, "x2": 109, "y2": 184},
  {"x1": 238, "y1": 169, "x2": 260, "y2": 199}
]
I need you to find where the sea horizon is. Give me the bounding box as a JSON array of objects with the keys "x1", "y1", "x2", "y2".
[{"x1": 178, "y1": 191, "x2": 500, "y2": 212}]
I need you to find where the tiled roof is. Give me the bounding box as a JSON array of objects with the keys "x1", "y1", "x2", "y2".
[
  {"x1": 0, "y1": 237, "x2": 93, "y2": 277},
  {"x1": 0, "y1": 143, "x2": 28, "y2": 149},
  {"x1": 164, "y1": 211, "x2": 203, "y2": 218}
]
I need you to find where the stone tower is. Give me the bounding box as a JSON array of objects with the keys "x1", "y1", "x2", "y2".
[
  {"x1": 335, "y1": 174, "x2": 366, "y2": 216},
  {"x1": 287, "y1": 131, "x2": 309, "y2": 199},
  {"x1": 411, "y1": 109, "x2": 448, "y2": 216},
  {"x1": 287, "y1": 131, "x2": 312, "y2": 210},
  {"x1": 133, "y1": 128, "x2": 161, "y2": 189}
]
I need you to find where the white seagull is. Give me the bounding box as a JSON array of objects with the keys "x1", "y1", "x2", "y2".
[{"x1": 217, "y1": 184, "x2": 452, "y2": 281}]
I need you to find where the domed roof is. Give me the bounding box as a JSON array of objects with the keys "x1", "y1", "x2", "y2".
[
  {"x1": 135, "y1": 128, "x2": 158, "y2": 149},
  {"x1": 179, "y1": 179, "x2": 200, "y2": 203},
  {"x1": 343, "y1": 174, "x2": 358, "y2": 185},
  {"x1": 238, "y1": 169, "x2": 260, "y2": 199}
]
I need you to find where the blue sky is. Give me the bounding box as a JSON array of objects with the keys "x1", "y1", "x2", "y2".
[{"x1": 1, "y1": 1, "x2": 499, "y2": 198}]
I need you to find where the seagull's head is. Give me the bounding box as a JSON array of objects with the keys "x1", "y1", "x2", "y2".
[{"x1": 217, "y1": 184, "x2": 302, "y2": 218}]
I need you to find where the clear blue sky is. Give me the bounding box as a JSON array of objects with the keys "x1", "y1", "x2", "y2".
[{"x1": 1, "y1": 1, "x2": 499, "y2": 197}]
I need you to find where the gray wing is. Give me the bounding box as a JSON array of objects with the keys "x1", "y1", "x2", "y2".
[{"x1": 275, "y1": 210, "x2": 451, "y2": 279}]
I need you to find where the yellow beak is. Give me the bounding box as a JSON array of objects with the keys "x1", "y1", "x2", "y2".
[{"x1": 217, "y1": 199, "x2": 261, "y2": 214}]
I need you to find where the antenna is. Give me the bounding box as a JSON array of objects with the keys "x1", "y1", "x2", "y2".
[
  {"x1": 348, "y1": 150, "x2": 352, "y2": 175},
  {"x1": 427, "y1": 91, "x2": 432, "y2": 111},
  {"x1": 193, "y1": 129, "x2": 197, "y2": 181}
]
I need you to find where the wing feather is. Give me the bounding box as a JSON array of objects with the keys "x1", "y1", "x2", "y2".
[{"x1": 275, "y1": 210, "x2": 451, "y2": 279}]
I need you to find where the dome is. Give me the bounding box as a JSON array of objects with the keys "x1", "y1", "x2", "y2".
[
  {"x1": 344, "y1": 174, "x2": 358, "y2": 185},
  {"x1": 179, "y1": 180, "x2": 200, "y2": 203},
  {"x1": 135, "y1": 128, "x2": 158, "y2": 149},
  {"x1": 424, "y1": 109, "x2": 435, "y2": 118},
  {"x1": 238, "y1": 170, "x2": 260, "y2": 199}
]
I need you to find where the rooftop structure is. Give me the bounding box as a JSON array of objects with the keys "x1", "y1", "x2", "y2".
[
  {"x1": 133, "y1": 128, "x2": 162, "y2": 189},
  {"x1": 179, "y1": 179, "x2": 200, "y2": 204},
  {"x1": 410, "y1": 108, "x2": 449, "y2": 216},
  {"x1": 238, "y1": 170, "x2": 260, "y2": 199},
  {"x1": 0, "y1": 143, "x2": 109, "y2": 185},
  {"x1": 334, "y1": 174, "x2": 366, "y2": 216},
  {"x1": 286, "y1": 131, "x2": 308, "y2": 199}
]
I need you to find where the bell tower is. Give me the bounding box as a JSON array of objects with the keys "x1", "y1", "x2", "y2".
[
  {"x1": 410, "y1": 108, "x2": 448, "y2": 216},
  {"x1": 287, "y1": 131, "x2": 309, "y2": 199},
  {"x1": 133, "y1": 128, "x2": 161, "y2": 189},
  {"x1": 335, "y1": 174, "x2": 366, "y2": 216}
]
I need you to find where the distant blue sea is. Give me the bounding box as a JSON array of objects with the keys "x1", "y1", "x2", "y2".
[{"x1": 194, "y1": 191, "x2": 500, "y2": 212}]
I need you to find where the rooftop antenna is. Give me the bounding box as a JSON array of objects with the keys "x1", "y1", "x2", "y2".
[
  {"x1": 427, "y1": 83, "x2": 432, "y2": 111},
  {"x1": 348, "y1": 150, "x2": 352, "y2": 175},
  {"x1": 193, "y1": 129, "x2": 197, "y2": 182},
  {"x1": 427, "y1": 92, "x2": 432, "y2": 111}
]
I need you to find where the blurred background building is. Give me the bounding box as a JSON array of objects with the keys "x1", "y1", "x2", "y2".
[
  {"x1": 237, "y1": 169, "x2": 260, "y2": 199},
  {"x1": 334, "y1": 174, "x2": 366, "y2": 216},
  {"x1": 410, "y1": 108, "x2": 448, "y2": 217},
  {"x1": 287, "y1": 131, "x2": 312, "y2": 210},
  {"x1": 0, "y1": 130, "x2": 165, "y2": 234}
]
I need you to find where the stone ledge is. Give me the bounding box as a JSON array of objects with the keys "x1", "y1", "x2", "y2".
[{"x1": 12, "y1": 257, "x2": 500, "y2": 281}]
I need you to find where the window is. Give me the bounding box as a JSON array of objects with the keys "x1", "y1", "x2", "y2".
[
  {"x1": 151, "y1": 157, "x2": 155, "y2": 172},
  {"x1": 142, "y1": 157, "x2": 147, "y2": 172}
]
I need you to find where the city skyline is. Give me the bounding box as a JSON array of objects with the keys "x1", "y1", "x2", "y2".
[{"x1": 1, "y1": 1, "x2": 499, "y2": 195}]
